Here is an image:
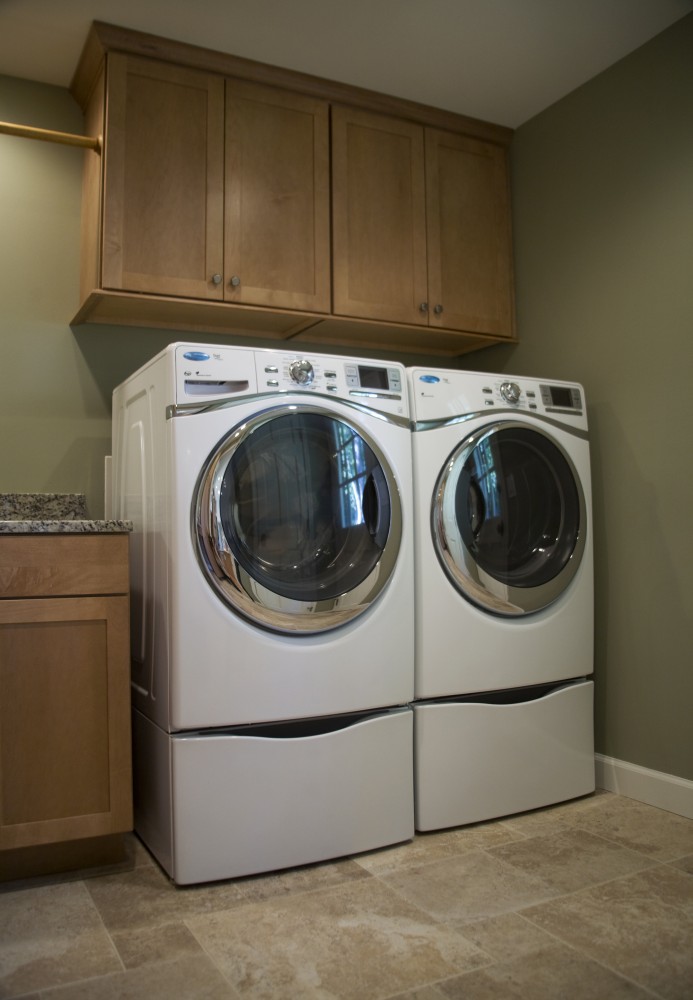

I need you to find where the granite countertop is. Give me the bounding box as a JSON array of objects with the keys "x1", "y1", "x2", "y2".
[{"x1": 0, "y1": 493, "x2": 132, "y2": 534}]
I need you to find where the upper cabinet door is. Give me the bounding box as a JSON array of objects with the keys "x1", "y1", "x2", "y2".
[
  {"x1": 102, "y1": 55, "x2": 225, "y2": 299},
  {"x1": 425, "y1": 130, "x2": 515, "y2": 338},
  {"x1": 331, "y1": 106, "x2": 429, "y2": 325},
  {"x1": 224, "y1": 82, "x2": 330, "y2": 313}
]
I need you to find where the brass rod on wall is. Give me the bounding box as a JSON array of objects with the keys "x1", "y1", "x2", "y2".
[{"x1": 0, "y1": 120, "x2": 101, "y2": 152}]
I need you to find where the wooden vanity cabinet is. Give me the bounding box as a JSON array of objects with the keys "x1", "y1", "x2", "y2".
[
  {"x1": 99, "y1": 54, "x2": 330, "y2": 312},
  {"x1": 0, "y1": 534, "x2": 132, "y2": 880},
  {"x1": 332, "y1": 105, "x2": 514, "y2": 339}
]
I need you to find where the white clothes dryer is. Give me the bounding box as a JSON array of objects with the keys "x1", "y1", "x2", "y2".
[
  {"x1": 113, "y1": 344, "x2": 415, "y2": 882},
  {"x1": 407, "y1": 367, "x2": 595, "y2": 830}
]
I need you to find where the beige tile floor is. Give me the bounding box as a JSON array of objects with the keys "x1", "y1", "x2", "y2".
[{"x1": 1, "y1": 791, "x2": 692, "y2": 999}]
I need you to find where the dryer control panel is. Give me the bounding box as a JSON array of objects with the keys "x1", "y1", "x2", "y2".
[{"x1": 409, "y1": 368, "x2": 586, "y2": 429}]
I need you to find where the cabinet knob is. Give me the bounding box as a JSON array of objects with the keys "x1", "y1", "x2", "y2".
[
  {"x1": 434, "y1": 304, "x2": 444, "y2": 315},
  {"x1": 229, "y1": 275, "x2": 241, "y2": 288},
  {"x1": 211, "y1": 273, "x2": 222, "y2": 285},
  {"x1": 419, "y1": 302, "x2": 428, "y2": 313}
]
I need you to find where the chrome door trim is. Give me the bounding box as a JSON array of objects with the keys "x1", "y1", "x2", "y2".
[
  {"x1": 432, "y1": 420, "x2": 587, "y2": 616},
  {"x1": 413, "y1": 409, "x2": 589, "y2": 440},
  {"x1": 193, "y1": 402, "x2": 403, "y2": 634},
  {"x1": 168, "y1": 391, "x2": 410, "y2": 429}
]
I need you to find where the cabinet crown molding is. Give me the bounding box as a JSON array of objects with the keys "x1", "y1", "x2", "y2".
[{"x1": 70, "y1": 20, "x2": 513, "y2": 147}]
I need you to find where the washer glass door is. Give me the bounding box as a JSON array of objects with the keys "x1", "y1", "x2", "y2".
[
  {"x1": 433, "y1": 421, "x2": 586, "y2": 616},
  {"x1": 195, "y1": 405, "x2": 402, "y2": 633}
]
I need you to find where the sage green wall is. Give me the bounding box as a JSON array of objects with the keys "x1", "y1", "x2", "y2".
[
  {"x1": 0, "y1": 73, "x2": 441, "y2": 518},
  {"x1": 475, "y1": 14, "x2": 693, "y2": 782},
  {"x1": 2, "y1": 14, "x2": 692, "y2": 782},
  {"x1": 0, "y1": 77, "x2": 101, "y2": 510},
  {"x1": 0, "y1": 76, "x2": 174, "y2": 516}
]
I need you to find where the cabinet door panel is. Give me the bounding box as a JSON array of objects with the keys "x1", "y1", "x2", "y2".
[
  {"x1": 103, "y1": 54, "x2": 224, "y2": 299},
  {"x1": 425, "y1": 130, "x2": 514, "y2": 337},
  {"x1": 332, "y1": 106, "x2": 428, "y2": 325},
  {"x1": 225, "y1": 82, "x2": 330, "y2": 312},
  {"x1": 0, "y1": 596, "x2": 132, "y2": 850}
]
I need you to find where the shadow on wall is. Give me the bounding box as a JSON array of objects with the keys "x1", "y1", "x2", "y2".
[
  {"x1": 587, "y1": 403, "x2": 693, "y2": 775},
  {"x1": 71, "y1": 326, "x2": 206, "y2": 410},
  {"x1": 72, "y1": 322, "x2": 527, "y2": 407},
  {"x1": 51, "y1": 434, "x2": 112, "y2": 518}
]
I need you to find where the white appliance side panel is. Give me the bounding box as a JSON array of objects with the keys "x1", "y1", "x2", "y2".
[
  {"x1": 170, "y1": 709, "x2": 414, "y2": 884},
  {"x1": 113, "y1": 357, "x2": 173, "y2": 728},
  {"x1": 131, "y1": 709, "x2": 174, "y2": 876},
  {"x1": 414, "y1": 681, "x2": 595, "y2": 831}
]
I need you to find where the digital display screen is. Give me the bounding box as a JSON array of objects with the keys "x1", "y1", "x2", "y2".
[
  {"x1": 358, "y1": 365, "x2": 389, "y2": 390},
  {"x1": 550, "y1": 386, "x2": 574, "y2": 408}
]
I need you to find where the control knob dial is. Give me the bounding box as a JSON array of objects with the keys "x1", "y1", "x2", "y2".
[
  {"x1": 500, "y1": 381, "x2": 521, "y2": 404},
  {"x1": 289, "y1": 359, "x2": 315, "y2": 385}
]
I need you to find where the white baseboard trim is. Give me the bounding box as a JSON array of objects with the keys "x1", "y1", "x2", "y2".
[{"x1": 595, "y1": 754, "x2": 693, "y2": 820}]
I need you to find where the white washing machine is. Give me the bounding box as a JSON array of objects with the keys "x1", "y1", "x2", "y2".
[
  {"x1": 112, "y1": 343, "x2": 415, "y2": 883},
  {"x1": 407, "y1": 367, "x2": 595, "y2": 830}
]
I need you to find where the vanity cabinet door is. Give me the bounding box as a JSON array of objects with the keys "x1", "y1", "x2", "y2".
[
  {"x1": 0, "y1": 594, "x2": 132, "y2": 851},
  {"x1": 102, "y1": 54, "x2": 225, "y2": 299}
]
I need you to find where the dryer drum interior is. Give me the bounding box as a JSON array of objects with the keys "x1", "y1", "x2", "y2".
[
  {"x1": 194, "y1": 405, "x2": 402, "y2": 633},
  {"x1": 433, "y1": 421, "x2": 587, "y2": 616}
]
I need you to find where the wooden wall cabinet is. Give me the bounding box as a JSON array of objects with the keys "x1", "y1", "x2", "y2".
[
  {"x1": 332, "y1": 106, "x2": 428, "y2": 326},
  {"x1": 72, "y1": 22, "x2": 516, "y2": 357},
  {"x1": 224, "y1": 80, "x2": 331, "y2": 313},
  {"x1": 0, "y1": 534, "x2": 132, "y2": 880},
  {"x1": 102, "y1": 55, "x2": 225, "y2": 301},
  {"x1": 100, "y1": 55, "x2": 330, "y2": 313},
  {"x1": 332, "y1": 106, "x2": 514, "y2": 339}
]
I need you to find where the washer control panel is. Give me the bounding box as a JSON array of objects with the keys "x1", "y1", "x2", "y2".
[
  {"x1": 257, "y1": 353, "x2": 403, "y2": 398},
  {"x1": 171, "y1": 344, "x2": 407, "y2": 416},
  {"x1": 257, "y1": 351, "x2": 407, "y2": 416}
]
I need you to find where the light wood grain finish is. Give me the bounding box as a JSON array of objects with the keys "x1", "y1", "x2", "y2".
[
  {"x1": 70, "y1": 22, "x2": 517, "y2": 357},
  {"x1": 225, "y1": 81, "x2": 330, "y2": 312},
  {"x1": 102, "y1": 54, "x2": 225, "y2": 299},
  {"x1": 332, "y1": 106, "x2": 428, "y2": 325},
  {"x1": 72, "y1": 289, "x2": 513, "y2": 356},
  {"x1": 0, "y1": 594, "x2": 132, "y2": 851},
  {"x1": 0, "y1": 534, "x2": 129, "y2": 598},
  {"x1": 426, "y1": 130, "x2": 515, "y2": 338},
  {"x1": 79, "y1": 65, "x2": 105, "y2": 303},
  {"x1": 291, "y1": 316, "x2": 503, "y2": 357},
  {"x1": 71, "y1": 21, "x2": 513, "y2": 146},
  {"x1": 71, "y1": 289, "x2": 320, "y2": 338}
]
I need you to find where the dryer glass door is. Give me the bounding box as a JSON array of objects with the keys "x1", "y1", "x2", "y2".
[
  {"x1": 433, "y1": 421, "x2": 586, "y2": 616},
  {"x1": 194, "y1": 405, "x2": 402, "y2": 633}
]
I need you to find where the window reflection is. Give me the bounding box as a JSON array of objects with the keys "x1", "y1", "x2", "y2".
[
  {"x1": 471, "y1": 437, "x2": 501, "y2": 521},
  {"x1": 455, "y1": 428, "x2": 580, "y2": 588},
  {"x1": 333, "y1": 421, "x2": 368, "y2": 529},
  {"x1": 219, "y1": 412, "x2": 390, "y2": 602}
]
